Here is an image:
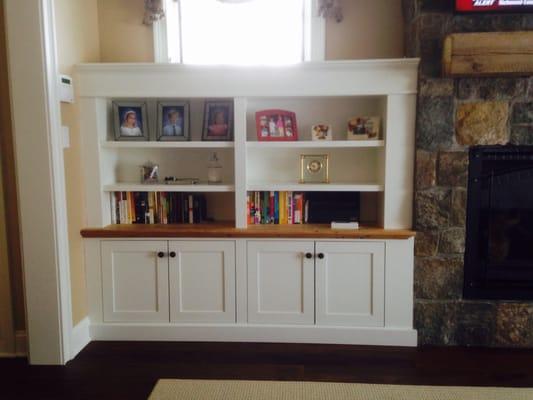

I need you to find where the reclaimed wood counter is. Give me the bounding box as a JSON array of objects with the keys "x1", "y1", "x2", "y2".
[{"x1": 81, "y1": 223, "x2": 416, "y2": 240}]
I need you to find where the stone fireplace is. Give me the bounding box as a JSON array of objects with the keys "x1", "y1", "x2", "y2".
[{"x1": 403, "y1": 0, "x2": 533, "y2": 346}]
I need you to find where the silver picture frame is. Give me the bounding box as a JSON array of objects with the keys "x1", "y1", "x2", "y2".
[
  {"x1": 112, "y1": 101, "x2": 149, "y2": 141},
  {"x1": 156, "y1": 101, "x2": 190, "y2": 141}
]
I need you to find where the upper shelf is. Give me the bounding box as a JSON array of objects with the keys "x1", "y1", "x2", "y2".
[
  {"x1": 246, "y1": 140, "x2": 384, "y2": 149},
  {"x1": 101, "y1": 141, "x2": 234, "y2": 149}
]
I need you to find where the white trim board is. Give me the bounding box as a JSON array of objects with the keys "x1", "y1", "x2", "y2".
[
  {"x1": 75, "y1": 60, "x2": 420, "y2": 98},
  {"x1": 70, "y1": 317, "x2": 90, "y2": 361},
  {"x1": 4, "y1": 0, "x2": 73, "y2": 365},
  {"x1": 90, "y1": 324, "x2": 417, "y2": 347}
]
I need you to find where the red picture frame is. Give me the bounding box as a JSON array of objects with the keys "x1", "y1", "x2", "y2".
[{"x1": 255, "y1": 109, "x2": 298, "y2": 141}]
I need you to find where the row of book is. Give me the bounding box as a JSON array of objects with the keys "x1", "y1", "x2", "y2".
[
  {"x1": 247, "y1": 191, "x2": 307, "y2": 225},
  {"x1": 111, "y1": 192, "x2": 207, "y2": 224}
]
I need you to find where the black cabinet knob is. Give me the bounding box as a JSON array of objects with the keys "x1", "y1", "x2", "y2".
[
  {"x1": 305, "y1": 252, "x2": 313, "y2": 259},
  {"x1": 317, "y1": 253, "x2": 325, "y2": 259},
  {"x1": 157, "y1": 252, "x2": 165, "y2": 258},
  {"x1": 169, "y1": 251, "x2": 176, "y2": 258}
]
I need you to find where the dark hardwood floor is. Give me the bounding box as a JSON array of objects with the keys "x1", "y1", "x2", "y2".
[{"x1": 2, "y1": 341, "x2": 533, "y2": 399}]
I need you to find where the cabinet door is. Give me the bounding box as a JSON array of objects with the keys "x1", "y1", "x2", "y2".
[
  {"x1": 101, "y1": 241, "x2": 169, "y2": 323},
  {"x1": 247, "y1": 241, "x2": 315, "y2": 324},
  {"x1": 169, "y1": 241, "x2": 236, "y2": 323},
  {"x1": 316, "y1": 241, "x2": 385, "y2": 327}
]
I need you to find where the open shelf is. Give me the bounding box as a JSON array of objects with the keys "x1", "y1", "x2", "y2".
[
  {"x1": 246, "y1": 182, "x2": 384, "y2": 192},
  {"x1": 103, "y1": 183, "x2": 235, "y2": 192},
  {"x1": 101, "y1": 141, "x2": 234, "y2": 149},
  {"x1": 246, "y1": 140, "x2": 384, "y2": 149}
]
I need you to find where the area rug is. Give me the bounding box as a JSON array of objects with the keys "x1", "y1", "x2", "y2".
[{"x1": 149, "y1": 379, "x2": 533, "y2": 400}]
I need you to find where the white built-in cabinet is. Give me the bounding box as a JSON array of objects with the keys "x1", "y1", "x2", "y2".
[
  {"x1": 101, "y1": 241, "x2": 169, "y2": 323},
  {"x1": 315, "y1": 242, "x2": 384, "y2": 327},
  {"x1": 247, "y1": 241, "x2": 315, "y2": 325},
  {"x1": 101, "y1": 239, "x2": 388, "y2": 327},
  {"x1": 169, "y1": 241, "x2": 235, "y2": 323},
  {"x1": 102, "y1": 240, "x2": 236, "y2": 324},
  {"x1": 80, "y1": 61, "x2": 419, "y2": 346}
]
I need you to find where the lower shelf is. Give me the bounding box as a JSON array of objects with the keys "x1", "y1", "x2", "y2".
[
  {"x1": 247, "y1": 182, "x2": 384, "y2": 192},
  {"x1": 103, "y1": 183, "x2": 235, "y2": 192},
  {"x1": 89, "y1": 323, "x2": 418, "y2": 347}
]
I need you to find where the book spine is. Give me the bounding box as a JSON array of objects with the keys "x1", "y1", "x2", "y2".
[
  {"x1": 263, "y1": 192, "x2": 268, "y2": 224},
  {"x1": 294, "y1": 193, "x2": 302, "y2": 224},
  {"x1": 188, "y1": 194, "x2": 194, "y2": 224},
  {"x1": 110, "y1": 193, "x2": 117, "y2": 224},
  {"x1": 274, "y1": 191, "x2": 279, "y2": 224},
  {"x1": 255, "y1": 191, "x2": 260, "y2": 224},
  {"x1": 269, "y1": 191, "x2": 274, "y2": 224},
  {"x1": 247, "y1": 193, "x2": 252, "y2": 225},
  {"x1": 287, "y1": 192, "x2": 294, "y2": 225}
]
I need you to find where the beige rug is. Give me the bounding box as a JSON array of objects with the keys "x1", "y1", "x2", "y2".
[{"x1": 149, "y1": 379, "x2": 533, "y2": 400}]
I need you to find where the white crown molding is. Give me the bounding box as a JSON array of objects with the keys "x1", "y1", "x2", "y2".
[{"x1": 75, "y1": 59, "x2": 420, "y2": 98}]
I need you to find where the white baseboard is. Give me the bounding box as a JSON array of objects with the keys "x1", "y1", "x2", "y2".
[
  {"x1": 90, "y1": 323, "x2": 418, "y2": 347},
  {"x1": 70, "y1": 317, "x2": 91, "y2": 360}
]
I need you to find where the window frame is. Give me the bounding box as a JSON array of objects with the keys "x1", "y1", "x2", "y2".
[{"x1": 153, "y1": 0, "x2": 325, "y2": 64}]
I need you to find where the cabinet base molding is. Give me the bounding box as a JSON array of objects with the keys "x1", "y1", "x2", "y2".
[{"x1": 89, "y1": 323, "x2": 417, "y2": 347}]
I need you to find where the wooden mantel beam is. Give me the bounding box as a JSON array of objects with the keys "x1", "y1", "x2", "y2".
[{"x1": 443, "y1": 31, "x2": 533, "y2": 77}]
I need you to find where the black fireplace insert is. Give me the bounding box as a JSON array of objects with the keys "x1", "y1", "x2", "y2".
[{"x1": 464, "y1": 145, "x2": 533, "y2": 300}]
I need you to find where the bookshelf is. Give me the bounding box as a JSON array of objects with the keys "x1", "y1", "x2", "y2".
[
  {"x1": 77, "y1": 60, "x2": 418, "y2": 230},
  {"x1": 77, "y1": 61, "x2": 420, "y2": 347}
]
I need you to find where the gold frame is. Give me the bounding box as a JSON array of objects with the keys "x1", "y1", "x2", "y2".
[{"x1": 300, "y1": 154, "x2": 329, "y2": 184}]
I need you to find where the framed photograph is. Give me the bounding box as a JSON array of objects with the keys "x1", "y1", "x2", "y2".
[
  {"x1": 256, "y1": 109, "x2": 298, "y2": 141},
  {"x1": 113, "y1": 101, "x2": 149, "y2": 141},
  {"x1": 300, "y1": 154, "x2": 329, "y2": 184},
  {"x1": 157, "y1": 101, "x2": 190, "y2": 141},
  {"x1": 202, "y1": 100, "x2": 234, "y2": 141},
  {"x1": 311, "y1": 124, "x2": 332, "y2": 141},
  {"x1": 347, "y1": 116, "x2": 380, "y2": 140}
]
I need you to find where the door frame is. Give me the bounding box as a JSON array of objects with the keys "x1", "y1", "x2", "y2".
[{"x1": 3, "y1": 0, "x2": 73, "y2": 365}]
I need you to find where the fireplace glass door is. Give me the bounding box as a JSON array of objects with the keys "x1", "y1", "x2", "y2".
[{"x1": 464, "y1": 146, "x2": 533, "y2": 300}]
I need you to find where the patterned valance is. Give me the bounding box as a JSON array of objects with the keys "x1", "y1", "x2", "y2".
[
  {"x1": 318, "y1": 0, "x2": 343, "y2": 22},
  {"x1": 143, "y1": 0, "x2": 165, "y2": 25}
]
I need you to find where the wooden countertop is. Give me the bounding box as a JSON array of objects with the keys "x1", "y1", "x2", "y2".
[{"x1": 80, "y1": 223, "x2": 416, "y2": 240}]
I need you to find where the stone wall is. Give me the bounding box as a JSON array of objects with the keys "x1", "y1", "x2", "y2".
[{"x1": 403, "y1": 0, "x2": 533, "y2": 346}]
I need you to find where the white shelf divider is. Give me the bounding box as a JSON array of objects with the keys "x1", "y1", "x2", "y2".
[
  {"x1": 246, "y1": 140, "x2": 384, "y2": 149},
  {"x1": 246, "y1": 182, "x2": 384, "y2": 192},
  {"x1": 103, "y1": 183, "x2": 235, "y2": 193},
  {"x1": 101, "y1": 141, "x2": 234, "y2": 149}
]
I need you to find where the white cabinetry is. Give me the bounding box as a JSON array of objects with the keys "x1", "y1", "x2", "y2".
[
  {"x1": 169, "y1": 241, "x2": 236, "y2": 323},
  {"x1": 247, "y1": 241, "x2": 315, "y2": 324},
  {"x1": 315, "y1": 241, "x2": 384, "y2": 327},
  {"x1": 101, "y1": 240, "x2": 237, "y2": 324},
  {"x1": 101, "y1": 241, "x2": 169, "y2": 323}
]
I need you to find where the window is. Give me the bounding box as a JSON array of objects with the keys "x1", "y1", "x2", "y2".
[{"x1": 155, "y1": 0, "x2": 325, "y2": 65}]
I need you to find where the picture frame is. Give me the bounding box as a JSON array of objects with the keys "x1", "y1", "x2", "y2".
[
  {"x1": 300, "y1": 154, "x2": 329, "y2": 184},
  {"x1": 157, "y1": 101, "x2": 190, "y2": 141},
  {"x1": 311, "y1": 124, "x2": 332, "y2": 141},
  {"x1": 346, "y1": 116, "x2": 380, "y2": 140},
  {"x1": 113, "y1": 101, "x2": 149, "y2": 141},
  {"x1": 202, "y1": 100, "x2": 234, "y2": 141},
  {"x1": 256, "y1": 109, "x2": 298, "y2": 141}
]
